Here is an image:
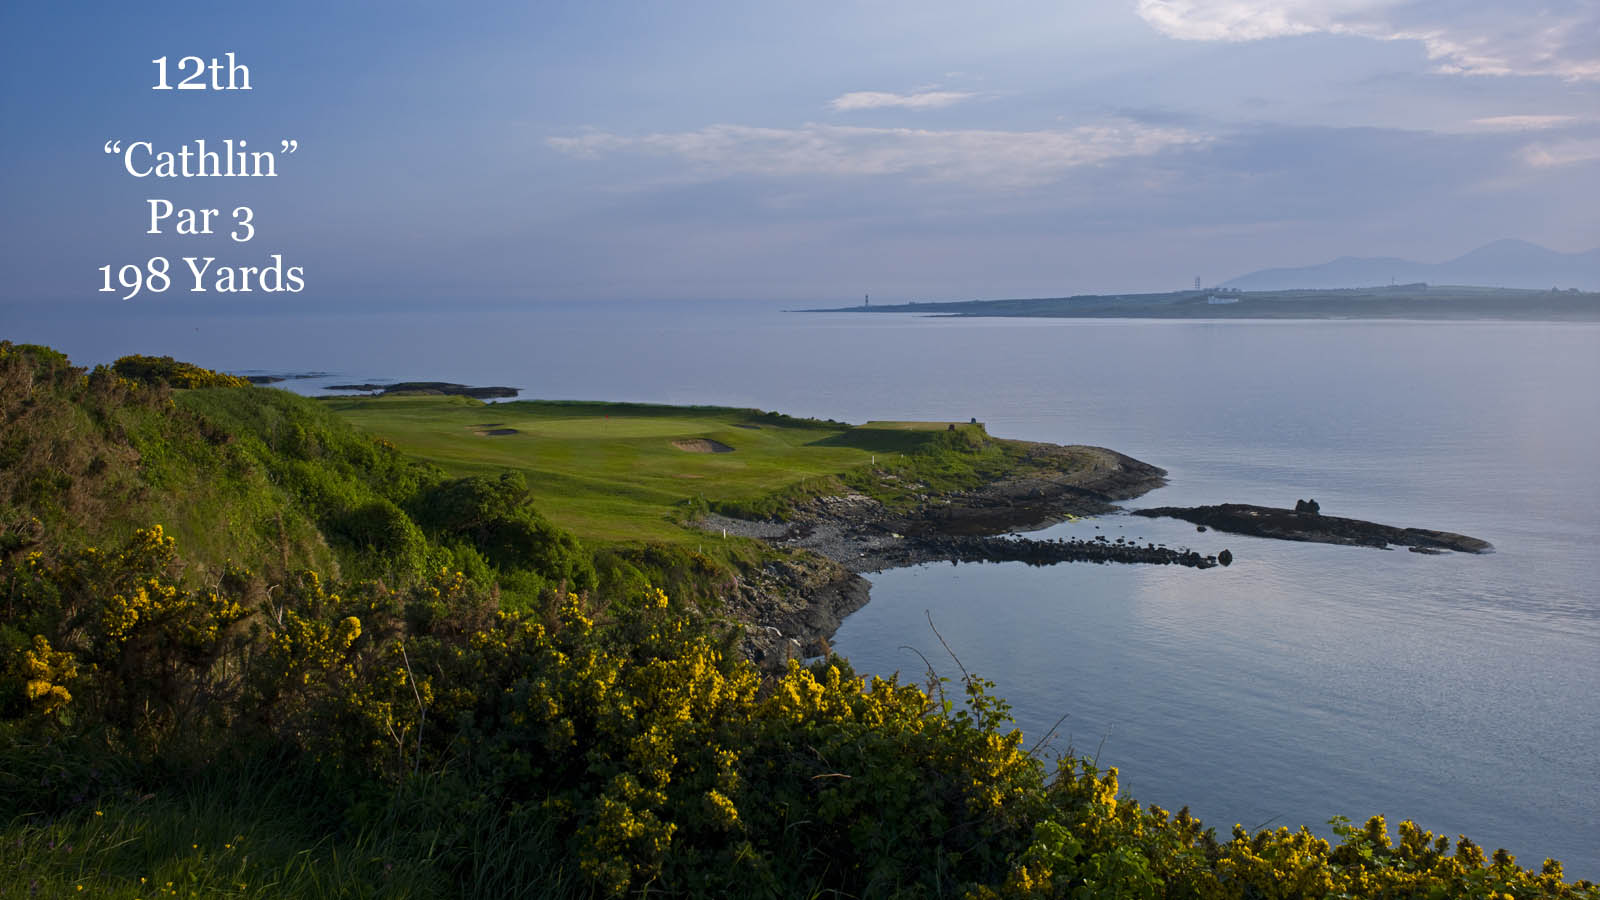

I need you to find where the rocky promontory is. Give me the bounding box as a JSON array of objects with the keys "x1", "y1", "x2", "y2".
[
  {"x1": 707, "y1": 444, "x2": 1229, "y2": 665},
  {"x1": 1132, "y1": 503, "x2": 1491, "y2": 553},
  {"x1": 712, "y1": 444, "x2": 1187, "y2": 574}
]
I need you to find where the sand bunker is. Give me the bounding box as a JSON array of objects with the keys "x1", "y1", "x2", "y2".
[
  {"x1": 672, "y1": 438, "x2": 734, "y2": 453},
  {"x1": 476, "y1": 428, "x2": 519, "y2": 436}
]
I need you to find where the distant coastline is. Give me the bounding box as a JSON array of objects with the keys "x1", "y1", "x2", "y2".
[{"x1": 806, "y1": 284, "x2": 1600, "y2": 320}]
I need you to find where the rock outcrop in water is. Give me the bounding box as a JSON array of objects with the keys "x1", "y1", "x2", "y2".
[
  {"x1": 875, "y1": 533, "x2": 1220, "y2": 569},
  {"x1": 1132, "y1": 503, "x2": 1491, "y2": 553},
  {"x1": 327, "y1": 382, "x2": 519, "y2": 399}
]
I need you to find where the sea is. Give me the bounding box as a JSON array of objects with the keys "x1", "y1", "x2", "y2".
[{"x1": 7, "y1": 298, "x2": 1598, "y2": 877}]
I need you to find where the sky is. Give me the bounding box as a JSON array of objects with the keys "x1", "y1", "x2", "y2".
[{"x1": 1, "y1": 0, "x2": 1597, "y2": 305}]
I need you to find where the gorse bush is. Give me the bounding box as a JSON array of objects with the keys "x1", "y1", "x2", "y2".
[
  {"x1": 110, "y1": 354, "x2": 254, "y2": 389},
  {"x1": 2, "y1": 526, "x2": 1595, "y2": 898}
]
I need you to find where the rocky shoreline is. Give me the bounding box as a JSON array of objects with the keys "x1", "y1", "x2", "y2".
[
  {"x1": 708, "y1": 445, "x2": 1236, "y2": 666},
  {"x1": 706, "y1": 456, "x2": 1494, "y2": 667}
]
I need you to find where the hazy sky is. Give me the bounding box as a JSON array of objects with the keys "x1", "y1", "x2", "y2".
[{"x1": 2, "y1": 0, "x2": 1597, "y2": 305}]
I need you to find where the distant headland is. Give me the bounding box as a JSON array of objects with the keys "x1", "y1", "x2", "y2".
[{"x1": 806, "y1": 283, "x2": 1600, "y2": 320}]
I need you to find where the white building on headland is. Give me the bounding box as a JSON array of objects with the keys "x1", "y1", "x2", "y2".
[{"x1": 1207, "y1": 295, "x2": 1239, "y2": 305}]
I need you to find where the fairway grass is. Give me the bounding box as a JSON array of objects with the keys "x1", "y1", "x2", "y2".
[{"x1": 325, "y1": 396, "x2": 983, "y2": 546}]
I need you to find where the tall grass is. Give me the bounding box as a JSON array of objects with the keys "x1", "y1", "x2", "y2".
[{"x1": 0, "y1": 749, "x2": 585, "y2": 900}]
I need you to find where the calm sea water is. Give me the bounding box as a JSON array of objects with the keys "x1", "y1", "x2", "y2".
[{"x1": 7, "y1": 299, "x2": 1598, "y2": 876}]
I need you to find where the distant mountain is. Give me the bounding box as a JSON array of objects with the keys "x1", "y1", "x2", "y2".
[{"x1": 1222, "y1": 239, "x2": 1600, "y2": 291}]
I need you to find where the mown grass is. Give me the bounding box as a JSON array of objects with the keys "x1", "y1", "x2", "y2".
[{"x1": 324, "y1": 397, "x2": 992, "y2": 545}]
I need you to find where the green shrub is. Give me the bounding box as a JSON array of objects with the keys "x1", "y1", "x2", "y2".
[
  {"x1": 333, "y1": 498, "x2": 430, "y2": 575},
  {"x1": 414, "y1": 473, "x2": 596, "y2": 592}
]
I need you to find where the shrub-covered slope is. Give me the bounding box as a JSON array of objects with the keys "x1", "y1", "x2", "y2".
[
  {"x1": 2, "y1": 525, "x2": 1595, "y2": 898},
  {"x1": 0, "y1": 342, "x2": 593, "y2": 598}
]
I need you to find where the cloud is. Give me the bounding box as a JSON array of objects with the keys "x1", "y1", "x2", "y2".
[
  {"x1": 1469, "y1": 115, "x2": 1579, "y2": 131},
  {"x1": 1134, "y1": 0, "x2": 1600, "y2": 80},
  {"x1": 548, "y1": 121, "x2": 1209, "y2": 187},
  {"x1": 828, "y1": 90, "x2": 977, "y2": 111},
  {"x1": 1520, "y1": 138, "x2": 1600, "y2": 167}
]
